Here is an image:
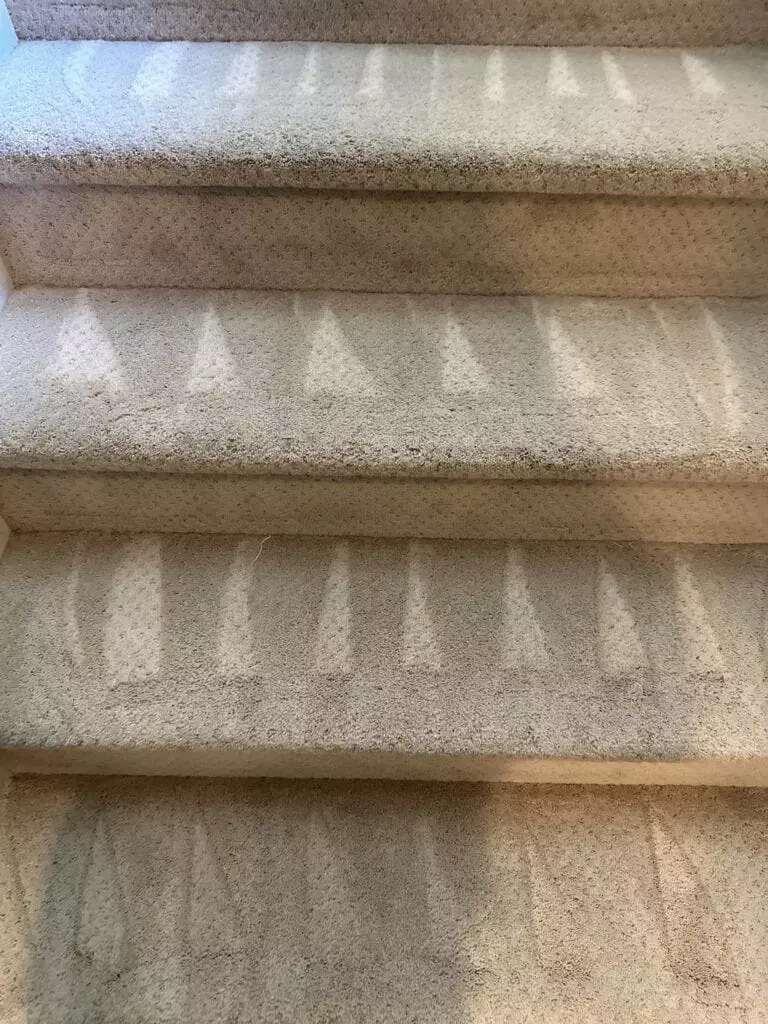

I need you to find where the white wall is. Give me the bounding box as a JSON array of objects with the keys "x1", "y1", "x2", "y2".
[
  {"x1": 0, "y1": 0, "x2": 17, "y2": 60},
  {"x1": 0, "y1": 258, "x2": 11, "y2": 314},
  {"x1": 0, "y1": 0, "x2": 14, "y2": 540},
  {"x1": 0, "y1": 256, "x2": 11, "y2": 544}
]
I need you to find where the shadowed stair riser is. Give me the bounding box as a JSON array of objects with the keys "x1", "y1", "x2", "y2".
[
  {"x1": 8, "y1": 749, "x2": 768, "y2": 786},
  {"x1": 2, "y1": 531, "x2": 768, "y2": 781},
  {"x1": 2, "y1": 777, "x2": 768, "y2": 1023},
  {"x1": 4, "y1": 472, "x2": 768, "y2": 542},
  {"x1": 6, "y1": 0, "x2": 768, "y2": 45},
  {"x1": 2, "y1": 188, "x2": 767, "y2": 295}
]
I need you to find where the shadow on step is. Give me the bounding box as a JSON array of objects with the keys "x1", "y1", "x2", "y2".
[
  {"x1": 18, "y1": 777, "x2": 488, "y2": 1023},
  {"x1": 6, "y1": 777, "x2": 766, "y2": 1022}
]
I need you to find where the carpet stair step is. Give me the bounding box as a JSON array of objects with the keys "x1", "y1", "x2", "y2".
[
  {"x1": 2, "y1": 529, "x2": 768, "y2": 783},
  {"x1": 7, "y1": 0, "x2": 767, "y2": 46},
  {"x1": 1, "y1": 2, "x2": 767, "y2": 1019},
  {"x1": 3, "y1": 41, "x2": 766, "y2": 197},
  {"x1": 2, "y1": 775, "x2": 768, "y2": 1022},
  {"x1": 2, "y1": 286, "x2": 768, "y2": 541},
  {"x1": 1, "y1": 41, "x2": 766, "y2": 294}
]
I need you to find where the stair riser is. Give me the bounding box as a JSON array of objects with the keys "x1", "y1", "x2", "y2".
[
  {"x1": 6, "y1": 748, "x2": 768, "y2": 785},
  {"x1": 3, "y1": 471, "x2": 768, "y2": 541},
  {"x1": 7, "y1": 0, "x2": 766, "y2": 46},
  {"x1": 3, "y1": 187, "x2": 766, "y2": 296}
]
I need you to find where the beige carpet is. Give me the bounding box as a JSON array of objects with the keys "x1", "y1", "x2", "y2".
[
  {"x1": 3, "y1": 775, "x2": 768, "y2": 1022},
  {"x1": 2, "y1": 287, "x2": 768, "y2": 483},
  {"x1": 3, "y1": 287, "x2": 768, "y2": 540},
  {"x1": 3, "y1": 531, "x2": 768, "y2": 781},
  {"x1": 1, "y1": 3, "x2": 768, "y2": 1020},
  {"x1": 1, "y1": 42, "x2": 766, "y2": 198},
  {"x1": 7, "y1": 0, "x2": 767, "y2": 45},
  {"x1": 4, "y1": 185, "x2": 767, "y2": 296},
  {"x1": 2, "y1": 41, "x2": 766, "y2": 295}
]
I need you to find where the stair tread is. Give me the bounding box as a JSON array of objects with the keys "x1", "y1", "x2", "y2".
[
  {"x1": 3, "y1": 775, "x2": 768, "y2": 1022},
  {"x1": 2, "y1": 286, "x2": 768, "y2": 483},
  {"x1": 1, "y1": 40, "x2": 766, "y2": 197},
  {"x1": 2, "y1": 529, "x2": 768, "y2": 778}
]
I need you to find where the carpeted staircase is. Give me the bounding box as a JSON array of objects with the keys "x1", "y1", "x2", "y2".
[{"x1": 1, "y1": 0, "x2": 767, "y2": 1019}]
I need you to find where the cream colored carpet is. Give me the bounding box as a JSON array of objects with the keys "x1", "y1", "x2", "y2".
[
  {"x1": 1, "y1": 10, "x2": 768, "y2": 1020},
  {"x1": 2, "y1": 531, "x2": 768, "y2": 782},
  {"x1": 2, "y1": 775, "x2": 767, "y2": 1022},
  {"x1": 1, "y1": 42, "x2": 766, "y2": 197},
  {"x1": 3, "y1": 287, "x2": 768, "y2": 541},
  {"x1": 7, "y1": 0, "x2": 767, "y2": 45}
]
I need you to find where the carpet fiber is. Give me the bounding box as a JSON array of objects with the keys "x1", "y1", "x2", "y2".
[
  {"x1": 2, "y1": 531, "x2": 768, "y2": 780},
  {"x1": 3, "y1": 187, "x2": 767, "y2": 295},
  {"x1": 1, "y1": 41, "x2": 766, "y2": 197},
  {"x1": 7, "y1": 0, "x2": 767, "y2": 45},
  {"x1": 2, "y1": 776, "x2": 768, "y2": 1022}
]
